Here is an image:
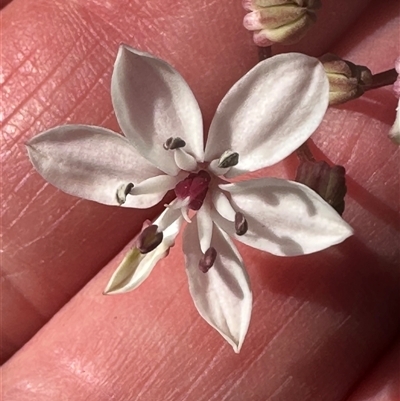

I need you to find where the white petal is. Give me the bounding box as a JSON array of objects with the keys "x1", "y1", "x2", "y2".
[
  {"x1": 196, "y1": 197, "x2": 213, "y2": 253},
  {"x1": 111, "y1": 45, "x2": 204, "y2": 176},
  {"x1": 104, "y1": 211, "x2": 183, "y2": 294},
  {"x1": 183, "y1": 217, "x2": 252, "y2": 353},
  {"x1": 26, "y1": 125, "x2": 164, "y2": 207},
  {"x1": 205, "y1": 53, "x2": 329, "y2": 177},
  {"x1": 217, "y1": 178, "x2": 353, "y2": 256}
]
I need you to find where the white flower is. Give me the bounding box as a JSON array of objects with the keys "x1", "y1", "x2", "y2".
[{"x1": 27, "y1": 45, "x2": 353, "y2": 352}]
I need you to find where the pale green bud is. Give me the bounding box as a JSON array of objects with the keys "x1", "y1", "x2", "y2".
[
  {"x1": 243, "y1": 0, "x2": 321, "y2": 46},
  {"x1": 320, "y1": 53, "x2": 373, "y2": 105}
]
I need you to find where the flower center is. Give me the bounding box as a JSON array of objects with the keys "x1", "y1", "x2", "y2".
[{"x1": 174, "y1": 170, "x2": 211, "y2": 211}]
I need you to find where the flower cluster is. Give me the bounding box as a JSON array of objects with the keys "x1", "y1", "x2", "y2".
[{"x1": 27, "y1": 45, "x2": 353, "y2": 351}]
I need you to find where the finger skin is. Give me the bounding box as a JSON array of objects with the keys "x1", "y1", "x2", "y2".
[
  {"x1": 346, "y1": 339, "x2": 400, "y2": 401},
  {"x1": 2, "y1": 2, "x2": 400, "y2": 401},
  {"x1": 2, "y1": 238, "x2": 399, "y2": 401},
  {"x1": 0, "y1": 0, "x2": 12, "y2": 9},
  {"x1": 0, "y1": 0, "x2": 372, "y2": 362}
]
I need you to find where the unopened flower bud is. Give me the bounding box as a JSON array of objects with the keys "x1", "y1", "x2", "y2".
[
  {"x1": 137, "y1": 224, "x2": 163, "y2": 254},
  {"x1": 243, "y1": 0, "x2": 321, "y2": 46},
  {"x1": 295, "y1": 160, "x2": 347, "y2": 215},
  {"x1": 199, "y1": 247, "x2": 217, "y2": 273},
  {"x1": 320, "y1": 53, "x2": 373, "y2": 105}
]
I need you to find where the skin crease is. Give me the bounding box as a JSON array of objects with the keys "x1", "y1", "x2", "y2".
[
  {"x1": 0, "y1": 0, "x2": 11, "y2": 8},
  {"x1": 0, "y1": 0, "x2": 399, "y2": 400},
  {"x1": 347, "y1": 339, "x2": 400, "y2": 401}
]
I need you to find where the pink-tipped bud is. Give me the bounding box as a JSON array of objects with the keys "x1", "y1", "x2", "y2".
[{"x1": 243, "y1": 0, "x2": 320, "y2": 46}]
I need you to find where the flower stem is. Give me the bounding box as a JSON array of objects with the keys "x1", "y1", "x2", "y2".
[
  {"x1": 364, "y1": 68, "x2": 397, "y2": 91},
  {"x1": 296, "y1": 141, "x2": 316, "y2": 162},
  {"x1": 258, "y1": 46, "x2": 272, "y2": 62}
]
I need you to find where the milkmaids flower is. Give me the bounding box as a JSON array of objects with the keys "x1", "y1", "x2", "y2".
[{"x1": 27, "y1": 45, "x2": 353, "y2": 352}]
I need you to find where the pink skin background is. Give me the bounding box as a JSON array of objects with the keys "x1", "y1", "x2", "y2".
[{"x1": 1, "y1": 0, "x2": 399, "y2": 400}]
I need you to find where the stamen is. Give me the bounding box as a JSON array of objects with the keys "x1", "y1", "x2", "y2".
[
  {"x1": 181, "y1": 206, "x2": 192, "y2": 223},
  {"x1": 235, "y1": 212, "x2": 248, "y2": 236},
  {"x1": 137, "y1": 225, "x2": 163, "y2": 254},
  {"x1": 211, "y1": 190, "x2": 236, "y2": 221},
  {"x1": 116, "y1": 183, "x2": 134, "y2": 205},
  {"x1": 218, "y1": 150, "x2": 239, "y2": 168},
  {"x1": 130, "y1": 175, "x2": 178, "y2": 196},
  {"x1": 174, "y1": 148, "x2": 198, "y2": 171},
  {"x1": 163, "y1": 137, "x2": 186, "y2": 150},
  {"x1": 155, "y1": 204, "x2": 182, "y2": 232},
  {"x1": 198, "y1": 247, "x2": 217, "y2": 273}
]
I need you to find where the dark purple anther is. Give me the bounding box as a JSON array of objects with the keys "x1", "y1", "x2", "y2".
[
  {"x1": 198, "y1": 247, "x2": 217, "y2": 273},
  {"x1": 174, "y1": 170, "x2": 211, "y2": 211},
  {"x1": 235, "y1": 212, "x2": 248, "y2": 236},
  {"x1": 137, "y1": 225, "x2": 163, "y2": 254},
  {"x1": 163, "y1": 137, "x2": 186, "y2": 150}
]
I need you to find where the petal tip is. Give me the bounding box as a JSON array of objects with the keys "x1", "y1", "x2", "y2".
[
  {"x1": 103, "y1": 281, "x2": 122, "y2": 296},
  {"x1": 118, "y1": 43, "x2": 133, "y2": 55},
  {"x1": 116, "y1": 43, "x2": 150, "y2": 62},
  {"x1": 223, "y1": 331, "x2": 247, "y2": 353},
  {"x1": 25, "y1": 142, "x2": 35, "y2": 154},
  {"x1": 341, "y1": 221, "x2": 354, "y2": 240},
  {"x1": 232, "y1": 340, "x2": 243, "y2": 354}
]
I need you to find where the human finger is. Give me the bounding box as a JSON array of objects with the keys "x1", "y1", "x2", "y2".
[{"x1": 2, "y1": 3, "x2": 399, "y2": 400}]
